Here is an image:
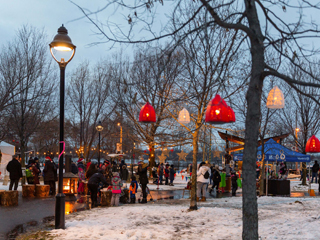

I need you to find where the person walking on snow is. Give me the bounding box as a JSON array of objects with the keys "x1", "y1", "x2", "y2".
[
  {"x1": 137, "y1": 161, "x2": 149, "y2": 203},
  {"x1": 196, "y1": 162, "x2": 211, "y2": 202},
  {"x1": 164, "y1": 164, "x2": 170, "y2": 185},
  {"x1": 311, "y1": 160, "x2": 319, "y2": 183},
  {"x1": 129, "y1": 175, "x2": 138, "y2": 203},
  {"x1": 231, "y1": 171, "x2": 238, "y2": 196},
  {"x1": 169, "y1": 164, "x2": 176, "y2": 186}
]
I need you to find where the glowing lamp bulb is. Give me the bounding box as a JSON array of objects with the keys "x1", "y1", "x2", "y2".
[{"x1": 215, "y1": 110, "x2": 220, "y2": 115}]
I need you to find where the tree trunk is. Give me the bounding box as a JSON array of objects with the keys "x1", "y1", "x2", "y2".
[
  {"x1": 189, "y1": 130, "x2": 199, "y2": 210},
  {"x1": 302, "y1": 163, "x2": 307, "y2": 185},
  {"x1": 242, "y1": 1, "x2": 265, "y2": 239}
]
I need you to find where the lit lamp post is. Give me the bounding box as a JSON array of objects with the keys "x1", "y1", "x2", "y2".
[
  {"x1": 96, "y1": 121, "x2": 103, "y2": 166},
  {"x1": 295, "y1": 128, "x2": 299, "y2": 172},
  {"x1": 49, "y1": 24, "x2": 76, "y2": 229},
  {"x1": 117, "y1": 123, "x2": 123, "y2": 153}
]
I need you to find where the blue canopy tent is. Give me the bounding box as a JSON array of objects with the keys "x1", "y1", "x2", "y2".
[{"x1": 233, "y1": 139, "x2": 310, "y2": 162}]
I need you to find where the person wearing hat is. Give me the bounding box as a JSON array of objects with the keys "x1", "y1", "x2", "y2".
[
  {"x1": 137, "y1": 161, "x2": 149, "y2": 203},
  {"x1": 209, "y1": 165, "x2": 221, "y2": 195},
  {"x1": 77, "y1": 158, "x2": 85, "y2": 170},
  {"x1": 43, "y1": 156, "x2": 57, "y2": 196}
]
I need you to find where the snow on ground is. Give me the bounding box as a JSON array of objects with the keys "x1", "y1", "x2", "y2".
[
  {"x1": 49, "y1": 196, "x2": 320, "y2": 240},
  {"x1": 290, "y1": 180, "x2": 319, "y2": 192}
]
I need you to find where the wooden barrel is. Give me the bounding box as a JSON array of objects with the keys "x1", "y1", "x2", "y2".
[
  {"x1": 100, "y1": 190, "x2": 112, "y2": 207},
  {"x1": 0, "y1": 190, "x2": 19, "y2": 206},
  {"x1": 35, "y1": 184, "x2": 50, "y2": 197},
  {"x1": 22, "y1": 185, "x2": 35, "y2": 197}
]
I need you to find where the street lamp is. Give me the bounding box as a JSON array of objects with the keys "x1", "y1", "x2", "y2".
[
  {"x1": 49, "y1": 24, "x2": 76, "y2": 230},
  {"x1": 295, "y1": 128, "x2": 300, "y2": 172},
  {"x1": 117, "y1": 123, "x2": 123, "y2": 153},
  {"x1": 96, "y1": 121, "x2": 104, "y2": 166}
]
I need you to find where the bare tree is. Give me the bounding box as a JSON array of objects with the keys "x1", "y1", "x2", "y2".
[
  {"x1": 66, "y1": 60, "x2": 115, "y2": 161},
  {"x1": 73, "y1": 1, "x2": 320, "y2": 238},
  {"x1": 2, "y1": 25, "x2": 56, "y2": 168}
]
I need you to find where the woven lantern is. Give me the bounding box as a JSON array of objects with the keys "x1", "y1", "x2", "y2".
[
  {"x1": 266, "y1": 86, "x2": 285, "y2": 109},
  {"x1": 178, "y1": 108, "x2": 190, "y2": 124},
  {"x1": 305, "y1": 135, "x2": 320, "y2": 153},
  {"x1": 205, "y1": 94, "x2": 229, "y2": 124},
  {"x1": 139, "y1": 102, "x2": 156, "y2": 123}
]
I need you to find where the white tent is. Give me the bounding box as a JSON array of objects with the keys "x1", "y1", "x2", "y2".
[{"x1": 0, "y1": 141, "x2": 15, "y2": 178}]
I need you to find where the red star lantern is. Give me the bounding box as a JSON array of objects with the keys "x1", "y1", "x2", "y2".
[
  {"x1": 306, "y1": 135, "x2": 320, "y2": 153},
  {"x1": 139, "y1": 102, "x2": 156, "y2": 123}
]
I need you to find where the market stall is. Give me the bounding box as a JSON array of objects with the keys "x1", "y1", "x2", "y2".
[{"x1": 233, "y1": 139, "x2": 310, "y2": 196}]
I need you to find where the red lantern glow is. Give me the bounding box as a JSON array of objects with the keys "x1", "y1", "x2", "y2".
[
  {"x1": 226, "y1": 106, "x2": 236, "y2": 123},
  {"x1": 144, "y1": 150, "x2": 147, "y2": 153},
  {"x1": 305, "y1": 135, "x2": 320, "y2": 153},
  {"x1": 170, "y1": 149, "x2": 174, "y2": 152},
  {"x1": 205, "y1": 95, "x2": 229, "y2": 124},
  {"x1": 139, "y1": 102, "x2": 156, "y2": 123}
]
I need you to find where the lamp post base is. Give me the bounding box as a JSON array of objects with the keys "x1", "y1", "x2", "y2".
[{"x1": 55, "y1": 193, "x2": 66, "y2": 229}]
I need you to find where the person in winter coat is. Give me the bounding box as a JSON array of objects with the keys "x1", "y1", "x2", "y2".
[
  {"x1": 120, "y1": 164, "x2": 129, "y2": 184},
  {"x1": 78, "y1": 167, "x2": 85, "y2": 194},
  {"x1": 86, "y1": 159, "x2": 92, "y2": 170},
  {"x1": 111, "y1": 172, "x2": 123, "y2": 206},
  {"x1": 169, "y1": 165, "x2": 176, "y2": 186},
  {"x1": 209, "y1": 166, "x2": 221, "y2": 194},
  {"x1": 311, "y1": 160, "x2": 320, "y2": 183},
  {"x1": 158, "y1": 163, "x2": 164, "y2": 185},
  {"x1": 164, "y1": 164, "x2": 170, "y2": 185},
  {"x1": 88, "y1": 172, "x2": 108, "y2": 208},
  {"x1": 77, "y1": 158, "x2": 85, "y2": 170},
  {"x1": 112, "y1": 160, "x2": 119, "y2": 172},
  {"x1": 43, "y1": 156, "x2": 57, "y2": 196},
  {"x1": 196, "y1": 162, "x2": 211, "y2": 202},
  {"x1": 32, "y1": 163, "x2": 40, "y2": 185},
  {"x1": 231, "y1": 171, "x2": 238, "y2": 196},
  {"x1": 71, "y1": 162, "x2": 78, "y2": 175},
  {"x1": 129, "y1": 175, "x2": 138, "y2": 203},
  {"x1": 137, "y1": 161, "x2": 149, "y2": 203},
  {"x1": 86, "y1": 163, "x2": 98, "y2": 180},
  {"x1": 6, "y1": 155, "x2": 22, "y2": 190}
]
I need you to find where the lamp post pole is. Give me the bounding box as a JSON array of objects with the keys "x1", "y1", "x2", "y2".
[
  {"x1": 96, "y1": 121, "x2": 103, "y2": 167},
  {"x1": 49, "y1": 24, "x2": 76, "y2": 230}
]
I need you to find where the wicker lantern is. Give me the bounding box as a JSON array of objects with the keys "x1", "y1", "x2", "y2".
[
  {"x1": 266, "y1": 86, "x2": 285, "y2": 109},
  {"x1": 305, "y1": 135, "x2": 320, "y2": 153},
  {"x1": 178, "y1": 108, "x2": 190, "y2": 124},
  {"x1": 139, "y1": 102, "x2": 156, "y2": 123}
]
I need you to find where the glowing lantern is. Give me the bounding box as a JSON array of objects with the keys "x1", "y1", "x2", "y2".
[
  {"x1": 305, "y1": 135, "x2": 320, "y2": 153},
  {"x1": 170, "y1": 149, "x2": 174, "y2": 152},
  {"x1": 205, "y1": 94, "x2": 229, "y2": 124},
  {"x1": 139, "y1": 102, "x2": 156, "y2": 123},
  {"x1": 226, "y1": 106, "x2": 236, "y2": 122},
  {"x1": 178, "y1": 108, "x2": 190, "y2": 124},
  {"x1": 266, "y1": 86, "x2": 285, "y2": 109}
]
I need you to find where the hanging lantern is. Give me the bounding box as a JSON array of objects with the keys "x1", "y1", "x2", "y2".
[
  {"x1": 139, "y1": 102, "x2": 156, "y2": 123},
  {"x1": 178, "y1": 108, "x2": 190, "y2": 124},
  {"x1": 266, "y1": 86, "x2": 285, "y2": 109},
  {"x1": 205, "y1": 94, "x2": 229, "y2": 124},
  {"x1": 170, "y1": 149, "x2": 174, "y2": 152},
  {"x1": 305, "y1": 135, "x2": 320, "y2": 153},
  {"x1": 226, "y1": 106, "x2": 236, "y2": 123}
]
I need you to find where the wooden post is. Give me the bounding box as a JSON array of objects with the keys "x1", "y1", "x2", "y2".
[
  {"x1": 35, "y1": 184, "x2": 50, "y2": 197},
  {"x1": 0, "y1": 190, "x2": 19, "y2": 206},
  {"x1": 22, "y1": 185, "x2": 35, "y2": 197}
]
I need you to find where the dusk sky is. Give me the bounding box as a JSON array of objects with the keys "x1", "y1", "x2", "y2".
[{"x1": 0, "y1": 0, "x2": 137, "y2": 69}]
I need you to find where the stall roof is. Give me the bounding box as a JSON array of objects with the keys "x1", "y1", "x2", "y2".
[{"x1": 234, "y1": 139, "x2": 310, "y2": 162}]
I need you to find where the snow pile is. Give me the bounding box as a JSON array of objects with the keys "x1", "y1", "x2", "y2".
[
  {"x1": 49, "y1": 197, "x2": 320, "y2": 240},
  {"x1": 290, "y1": 180, "x2": 319, "y2": 192}
]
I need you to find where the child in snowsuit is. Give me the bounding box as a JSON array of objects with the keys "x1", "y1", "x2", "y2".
[
  {"x1": 169, "y1": 165, "x2": 176, "y2": 186},
  {"x1": 111, "y1": 172, "x2": 123, "y2": 206},
  {"x1": 129, "y1": 176, "x2": 138, "y2": 203},
  {"x1": 231, "y1": 171, "x2": 238, "y2": 196}
]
